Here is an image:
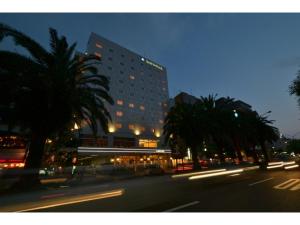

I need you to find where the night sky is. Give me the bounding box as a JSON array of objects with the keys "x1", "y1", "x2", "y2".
[{"x1": 1, "y1": 13, "x2": 300, "y2": 137}]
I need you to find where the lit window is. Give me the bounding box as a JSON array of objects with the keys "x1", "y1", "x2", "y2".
[
  {"x1": 129, "y1": 103, "x2": 135, "y2": 108},
  {"x1": 96, "y1": 43, "x2": 103, "y2": 48},
  {"x1": 115, "y1": 123, "x2": 122, "y2": 129},
  {"x1": 140, "y1": 105, "x2": 145, "y2": 111},
  {"x1": 162, "y1": 87, "x2": 166, "y2": 91},
  {"x1": 117, "y1": 100, "x2": 123, "y2": 106},
  {"x1": 129, "y1": 75, "x2": 135, "y2": 80},
  {"x1": 94, "y1": 52, "x2": 101, "y2": 58},
  {"x1": 159, "y1": 120, "x2": 163, "y2": 124},
  {"x1": 116, "y1": 111, "x2": 123, "y2": 117},
  {"x1": 163, "y1": 103, "x2": 167, "y2": 107},
  {"x1": 128, "y1": 124, "x2": 134, "y2": 130},
  {"x1": 139, "y1": 139, "x2": 158, "y2": 148}
]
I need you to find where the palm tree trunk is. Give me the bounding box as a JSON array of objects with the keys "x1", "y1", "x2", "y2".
[
  {"x1": 260, "y1": 141, "x2": 270, "y2": 163},
  {"x1": 17, "y1": 132, "x2": 47, "y2": 188},
  {"x1": 191, "y1": 147, "x2": 201, "y2": 170},
  {"x1": 233, "y1": 138, "x2": 243, "y2": 162},
  {"x1": 252, "y1": 145, "x2": 259, "y2": 163}
]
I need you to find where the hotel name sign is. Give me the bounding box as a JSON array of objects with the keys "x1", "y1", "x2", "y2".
[{"x1": 141, "y1": 57, "x2": 163, "y2": 71}]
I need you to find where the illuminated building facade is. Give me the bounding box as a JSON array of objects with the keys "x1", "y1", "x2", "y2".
[{"x1": 79, "y1": 33, "x2": 171, "y2": 166}]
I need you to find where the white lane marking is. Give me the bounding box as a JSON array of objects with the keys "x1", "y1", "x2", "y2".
[
  {"x1": 248, "y1": 178, "x2": 273, "y2": 186},
  {"x1": 164, "y1": 201, "x2": 200, "y2": 212},
  {"x1": 16, "y1": 189, "x2": 124, "y2": 212},
  {"x1": 273, "y1": 179, "x2": 300, "y2": 190}
]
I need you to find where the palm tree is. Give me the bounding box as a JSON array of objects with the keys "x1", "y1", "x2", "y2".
[
  {"x1": 164, "y1": 103, "x2": 204, "y2": 170},
  {"x1": 0, "y1": 23, "x2": 113, "y2": 187},
  {"x1": 252, "y1": 114, "x2": 279, "y2": 163}
]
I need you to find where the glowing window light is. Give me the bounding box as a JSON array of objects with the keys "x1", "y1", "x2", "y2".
[
  {"x1": 95, "y1": 43, "x2": 103, "y2": 48},
  {"x1": 116, "y1": 100, "x2": 124, "y2": 105},
  {"x1": 116, "y1": 111, "x2": 123, "y2": 117},
  {"x1": 115, "y1": 123, "x2": 122, "y2": 129},
  {"x1": 94, "y1": 52, "x2": 101, "y2": 58}
]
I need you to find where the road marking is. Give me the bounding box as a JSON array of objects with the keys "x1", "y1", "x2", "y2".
[
  {"x1": 16, "y1": 189, "x2": 124, "y2": 212},
  {"x1": 273, "y1": 179, "x2": 300, "y2": 190},
  {"x1": 248, "y1": 178, "x2": 273, "y2": 186},
  {"x1": 164, "y1": 201, "x2": 200, "y2": 212},
  {"x1": 40, "y1": 193, "x2": 66, "y2": 199}
]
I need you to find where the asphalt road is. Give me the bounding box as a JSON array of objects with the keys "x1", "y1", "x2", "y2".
[{"x1": 1, "y1": 167, "x2": 300, "y2": 212}]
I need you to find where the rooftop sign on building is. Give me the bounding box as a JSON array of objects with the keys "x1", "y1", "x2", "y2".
[{"x1": 141, "y1": 57, "x2": 163, "y2": 71}]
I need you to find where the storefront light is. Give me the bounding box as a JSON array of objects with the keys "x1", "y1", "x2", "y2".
[{"x1": 108, "y1": 124, "x2": 116, "y2": 133}]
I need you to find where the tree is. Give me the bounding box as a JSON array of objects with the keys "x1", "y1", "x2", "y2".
[
  {"x1": 0, "y1": 23, "x2": 114, "y2": 187},
  {"x1": 164, "y1": 103, "x2": 204, "y2": 170},
  {"x1": 286, "y1": 139, "x2": 300, "y2": 154}
]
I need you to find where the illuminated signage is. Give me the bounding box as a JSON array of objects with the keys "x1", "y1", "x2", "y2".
[{"x1": 141, "y1": 57, "x2": 163, "y2": 71}]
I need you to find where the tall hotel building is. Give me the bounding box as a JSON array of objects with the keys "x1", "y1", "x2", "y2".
[{"x1": 78, "y1": 33, "x2": 171, "y2": 165}]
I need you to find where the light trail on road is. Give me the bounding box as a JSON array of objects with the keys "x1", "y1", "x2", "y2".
[
  {"x1": 171, "y1": 169, "x2": 227, "y2": 178},
  {"x1": 13, "y1": 189, "x2": 124, "y2": 212},
  {"x1": 189, "y1": 169, "x2": 244, "y2": 180}
]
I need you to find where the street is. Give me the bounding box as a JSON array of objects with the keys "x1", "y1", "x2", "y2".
[{"x1": 1, "y1": 166, "x2": 300, "y2": 212}]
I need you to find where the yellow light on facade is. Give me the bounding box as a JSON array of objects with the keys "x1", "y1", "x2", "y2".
[
  {"x1": 110, "y1": 158, "x2": 115, "y2": 163},
  {"x1": 108, "y1": 124, "x2": 116, "y2": 133},
  {"x1": 74, "y1": 123, "x2": 79, "y2": 130},
  {"x1": 46, "y1": 139, "x2": 52, "y2": 144},
  {"x1": 140, "y1": 158, "x2": 144, "y2": 162},
  {"x1": 134, "y1": 129, "x2": 140, "y2": 136},
  {"x1": 155, "y1": 131, "x2": 161, "y2": 138}
]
